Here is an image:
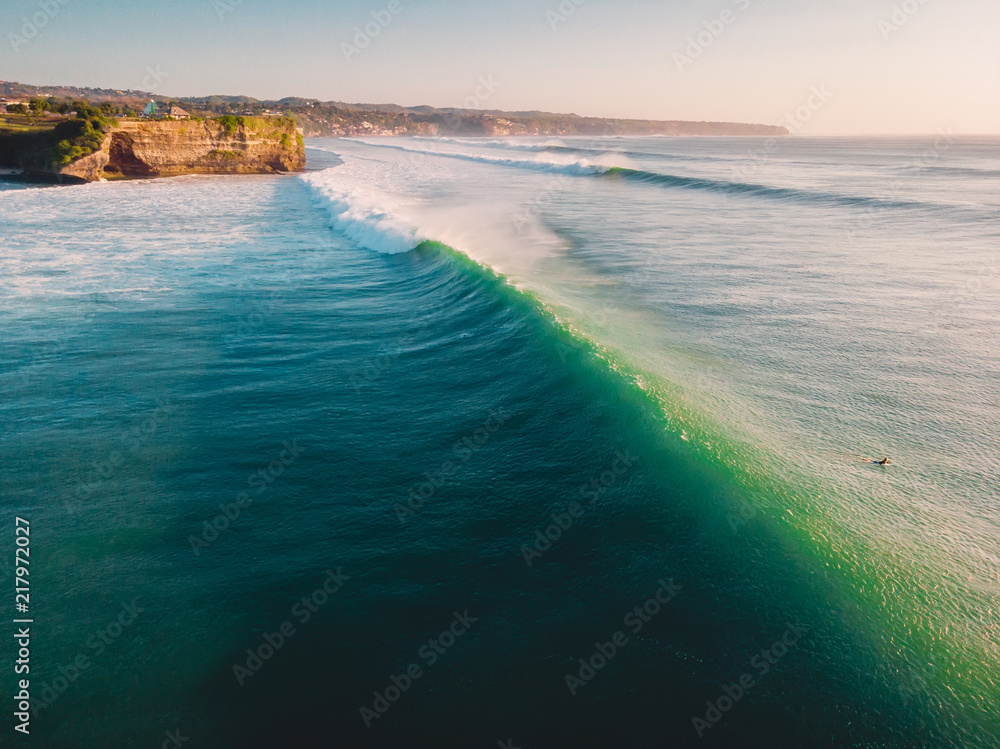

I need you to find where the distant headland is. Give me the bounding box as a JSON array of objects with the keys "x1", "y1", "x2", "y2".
[{"x1": 1, "y1": 80, "x2": 789, "y2": 139}]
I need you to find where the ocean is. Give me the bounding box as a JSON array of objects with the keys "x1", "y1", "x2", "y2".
[{"x1": 1, "y1": 134, "x2": 998, "y2": 748}]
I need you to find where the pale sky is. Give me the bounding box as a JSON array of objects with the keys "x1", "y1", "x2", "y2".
[{"x1": 2, "y1": 0, "x2": 998, "y2": 134}]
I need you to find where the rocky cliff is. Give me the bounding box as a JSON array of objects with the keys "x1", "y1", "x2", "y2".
[{"x1": 60, "y1": 117, "x2": 305, "y2": 182}]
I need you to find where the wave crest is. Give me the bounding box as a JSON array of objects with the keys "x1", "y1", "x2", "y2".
[{"x1": 299, "y1": 170, "x2": 427, "y2": 254}]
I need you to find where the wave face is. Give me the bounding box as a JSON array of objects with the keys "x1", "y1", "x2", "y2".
[{"x1": 2, "y1": 135, "x2": 998, "y2": 748}]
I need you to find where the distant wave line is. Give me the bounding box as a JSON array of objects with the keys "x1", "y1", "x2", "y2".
[{"x1": 349, "y1": 139, "x2": 976, "y2": 213}]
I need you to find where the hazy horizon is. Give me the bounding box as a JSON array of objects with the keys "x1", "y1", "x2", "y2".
[{"x1": 2, "y1": 0, "x2": 999, "y2": 135}]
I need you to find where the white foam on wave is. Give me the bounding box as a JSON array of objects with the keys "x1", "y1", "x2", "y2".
[
  {"x1": 297, "y1": 148, "x2": 569, "y2": 276},
  {"x1": 299, "y1": 170, "x2": 428, "y2": 255},
  {"x1": 0, "y1": 175, "x2": 268, "y2": 301}
]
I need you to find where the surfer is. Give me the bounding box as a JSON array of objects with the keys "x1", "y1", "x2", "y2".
[{"x1": 855, "y1": 454, "x2": 890, "y2": 465}]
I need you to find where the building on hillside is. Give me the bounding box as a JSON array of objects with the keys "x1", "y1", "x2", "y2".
[
  {"x1": 168, "y1": 105, "x2": 190, "y2": 119},
  {"x1": 142, "y1": 100, "x2": 159, "y2": 118}
]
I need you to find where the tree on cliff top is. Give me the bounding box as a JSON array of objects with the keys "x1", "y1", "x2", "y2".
[{"x1": 51, "y1": 115, "x2": 108, "y2": 166}]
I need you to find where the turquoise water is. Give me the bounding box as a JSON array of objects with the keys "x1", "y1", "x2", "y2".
[{"x1": 1, "y1": 136, "x2": 998, "y2": 747}]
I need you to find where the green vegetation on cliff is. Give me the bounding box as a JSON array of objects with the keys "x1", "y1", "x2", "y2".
[
  {"x1": 214, "y1": 115, "x2": 297, "y2": 135},
  {"x1": 0, "y1": 101, "x2": 113, "y2": 170},
  {"x1": 216, "y1": 115, "x2": 243, "y2": 135}
]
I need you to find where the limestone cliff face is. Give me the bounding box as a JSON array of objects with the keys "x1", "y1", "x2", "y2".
[{"x1": 59, "y1": 118, "x2": 305, "y2": 182}]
